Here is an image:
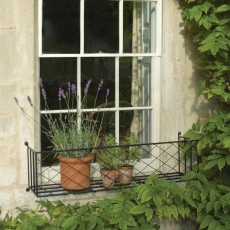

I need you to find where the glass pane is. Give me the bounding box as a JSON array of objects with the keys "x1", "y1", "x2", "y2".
[
  {"x1": 123, "y1": 1, "x2": 156, "y2": 53},
  {"x1": 42, "y1": 0, "x2": 80, "y2": 53},
  {"x1": 119, "y1": 57, "x2": 151, "y2": 107},
  {"x1": 40, "y1": 58, "x2": 77, "y2": 110},
  {"x1": 131, "y1": 109, "x2": 152, "y2": 158},
  {"x1": 81, "y1": 58, "x2": 115, "y2": 108},
  {"x1": 119, "y1": 110, "x2": 134, "y2": 141},
  {"x1": 85, "y1": 0, "x2": 119, "y2": 53}
]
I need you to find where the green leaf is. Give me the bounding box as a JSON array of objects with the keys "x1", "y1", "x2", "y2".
[
  {"x1": 197, "y1": 172, "x2": 208, "y2": 184},
  {"x1": 214, "y1": 201, "x2": 221, "y2": 215},
  {"x1": 170, "y1": 205, "x2": 178, "y2": 220},
  {"x1": 145, "y1": 208, "x2": 153, "y2": 222},
  {"x1": 223, "y1": 136, "x2": 230, "y2": 148},
  {"x1": 208, "y1": 219, "x2": 223, "y2": 230},
  {"x1": 200, "y1": 215, "x2": 214, "y2": 229},
  {"x1": 217, "y1": 158, "x2": 226, "y2": 171},
  {"x1": 216, "y1": 5, "x2": 230, "y2": 13},
  {"x1": 130, "y1": 205, "x2": 146, "y2": 215},
  {"x1": 177, "y1": 205, "x2": 186, "y2": 218},
  {"x1": 62, "y1": 216, "x2": 78, "y2": 230},
  {"x1": 182, "y1": 171, "x2": 197, "y2": 181},
  {"x1": 204, "y1": 160, "x2": 217, "y2": 171},
  {"x1": 189, "y1": 6, "x2": 202, "y2": 22},
  {"x1": 140, "y1": 187, "x2": 153, "y2": 203},
  {"x1": 206, "y1": 201, "x2": 214, "y2": 213}
]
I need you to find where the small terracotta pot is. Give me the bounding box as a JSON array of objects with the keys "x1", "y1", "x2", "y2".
[
  {"x1": 118, "y1": 165, "x2": 134, "y2": 185},
  {"x1": 58, "y1": 154, "x2": 93, "y2": 190},
  {"x1": 100, "y1": 168, "x2": 117, "y2": 189}
]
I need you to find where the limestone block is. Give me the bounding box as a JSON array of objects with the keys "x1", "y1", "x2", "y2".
[
  {"x1": 0, "y1": 116, "x2": 16, "y2": 138},
  {"x1": 0, "y1": 85, "x2": 16, "y2": 112},
  {"x1": 0, "y1": 138, "x2": 15, "y2": 165},
  {"x1": 0, "y1": 167, "x2": 16, "y2": 186},
  {"x1": 0, "y1": 192, "x2": 14, "y2": 217},
  {"x1": 0, "y1": 0, "x2": 14, "y2": 27},
  {"x1": 0, "y1": 30, "x2": 17, "y2": 80}
]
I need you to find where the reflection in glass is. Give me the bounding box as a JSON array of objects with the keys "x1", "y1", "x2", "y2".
[
  {"x1": 81, "y1": 58, "x2": 115, "y2": 108},
  {"x1": 40, "y1": 58, "x2": 77, "y2": 110},
  {"x1": 119, "y1": 57, "x2": 151, "y2": 107},
  {"x1": 42, "y1": 0, "x2": 80, "y2": 53},
  {"x1": 85, "y1": 0, "x2": 119, "y2": 53},
  {"x1": 124, "y1": 1, "x2": 156, "y2": 53}
]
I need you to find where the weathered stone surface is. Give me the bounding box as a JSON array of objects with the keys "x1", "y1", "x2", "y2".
[
  {"x1": 0, "y1": 116, "x2": 16, "y2": 138},
  {"x1": 0, "y1": 167, "x2": 16, "y2": 186}
]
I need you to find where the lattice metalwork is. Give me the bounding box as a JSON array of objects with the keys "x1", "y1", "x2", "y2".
[{"x1": 25, "y1": 137, "x2": 197, "y2": 197}]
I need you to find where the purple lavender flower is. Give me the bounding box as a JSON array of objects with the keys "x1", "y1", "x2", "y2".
[
  {"x1": 58, "y1": 88, "x2": 62, "y2": 101},
  {"x1": 106, "y1": 88, "x2": 110, "y2": 102},
  {"x1": 27, "y1": 96, "x2": 33, "y2": 106},
  {"x1": 68, "y1": 82, "x2": 71, "y2": 91},
  {"x1": 39, "y1": 78, "x2": 43, "y2": 87},
  {"x1": 71, "y1": 83, "x2": 76, "y2": 93},
  {"x1": 106, "y1": 88, "x2": 110, "y2": 96},
  {"x1": 61, "y1": 89, "x2": 66, "y2": 99},
  {"x1": 42, "y1": 88, "x2": 47, "y2": 100},
  {"x1": 98, "y1": 79, "x2": 103, "y2": 91},
  {"x1": 84, "y1": 79, "x2": 92, "y2": 96}
]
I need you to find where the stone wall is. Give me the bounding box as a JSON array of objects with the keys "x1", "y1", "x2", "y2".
[
  {"x1": 0, "y1": 0, "x2": 36, "y2": 214},
  {"x1": 0, "y1": 0, "x2": 203, "y2": 214}
]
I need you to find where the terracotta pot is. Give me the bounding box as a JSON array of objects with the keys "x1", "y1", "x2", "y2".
[
  {"x1": 118, "y1": 165, "x2": 134, "y2": 185},
  {"x1": 58, "y1": 154, "x2": 93, "y2": 190},
  {"x1": 100, "y1": 168, "x2": 117, "y2": 189}
]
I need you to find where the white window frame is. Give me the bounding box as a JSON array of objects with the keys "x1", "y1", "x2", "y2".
[{"x1": 37, "y1": 0, "x2": 162, "y2": 181}]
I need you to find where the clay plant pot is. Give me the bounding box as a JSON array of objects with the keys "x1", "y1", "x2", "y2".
[
  {"x1": 100, "y1": 168, "x2": 117, "y2": 189},
  {"x1": 58, "y1": 154, "x2": 93, "y2": 190},
  {"x1": 118, "y1": 165, "x2": 134, "y2": 185}
]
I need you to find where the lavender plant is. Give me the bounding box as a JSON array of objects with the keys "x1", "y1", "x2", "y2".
[{"x1": 15, "y1": 79, "x2": 109, "y2": 158}]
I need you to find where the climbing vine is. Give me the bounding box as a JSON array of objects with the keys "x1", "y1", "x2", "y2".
[{"x1": 178, "y1": 0, "x2": 230, "y2": 229}]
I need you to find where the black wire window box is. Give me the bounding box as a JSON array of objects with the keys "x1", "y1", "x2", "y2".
[{"x1": 25, "y1": 138, "x2": 196, "y2": 197}]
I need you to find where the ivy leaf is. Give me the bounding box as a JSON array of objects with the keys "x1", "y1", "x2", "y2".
[
  {"x1": 226, "y1": 155, "x2": 230, "y2": 165},
  {"x1": 170, "y1": 205, "x2": 179, "y2": 220},
  {"x1": 62, "y1": 216, "x2": 79, "y2": 230},
  {"x1": 177, "y1": 205, "x2": 186, "y2": 218},
  {"x1": 208, "y1": 219, "x2": 223, "y2": 230},
  {"x1": 197, "y1": 172, "x2": 208, "y2": 185},
  {"x1": 145, "y1": 208, "x2": 153, "y2": 222},
  {"x1": 214, "y1": 201, "x2": 221, "y2": 216},
  {"x1": 206, "y1": 201, "x2": 214, "y2": 213},
  {"x1": 130, "y1": 205, "x2": 146, "y2": 215},
  {"x1": 223, "y1": 136, "x2": 230, "y2": 148},
  {"x1": 200, "y1": 215, "x2": 214, "y2": 229},
  {"x1": 140, "y1": 187, "x2": 153, "y2": 203},
  {"x1": 189, "y1": 6, "x2": 202, "y2": 22},
  {"x1": 204, "y1": 160, "x2": 217, "y2": 171},
  {"x1": 216, "y1": 5, "x2": 230, "y2": 13},
  {"x1": 217, "y1": 158, "x2": 226, "y2": 171},
  {"x1": 182, "y1": 171, "x2": 197, "y2": 181}
]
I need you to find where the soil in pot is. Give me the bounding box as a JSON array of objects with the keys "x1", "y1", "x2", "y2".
[
  {"x1": 59, "y1": 154, "x2": 93, "y2": 190},
  {"x1": 118, "y1": 165, "x2": 134, "y2": 185},
  {"x1": 100, "y1": 168, "x2": 117, "y2": 189}
]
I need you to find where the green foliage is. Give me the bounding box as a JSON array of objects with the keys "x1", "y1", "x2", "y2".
[
  {"x1": 0, "y1": 174, "x2": 196, "y2": 230},
  {"x1": 119, "y1": 135, "x2": 141, "y2": 166},
  {"x1": 97, "y1": 134, "x2": 122, "y2": 169},
  {"x1": 178, "y1": 0, "x2": 230, "y2": 229}
]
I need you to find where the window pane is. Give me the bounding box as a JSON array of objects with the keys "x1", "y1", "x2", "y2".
[
  {"x1": 42, "y1": 0, "x2": 80, "y2": 53},
  {"x1": 119, "y1": 57, "x2": 151, "y2": 107},
  {"x1": 85, "y1": 0, "x2": 119, "y2": 53},
  {"x1": 40, "y1": 58, "x2": 77, "y2": 110},
  {"x1": 124, "y1": 1, "x2": 156, "y2": 53},
  {"x1": 81, "y1": 57, "x2": 115, "y2": 108}
]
